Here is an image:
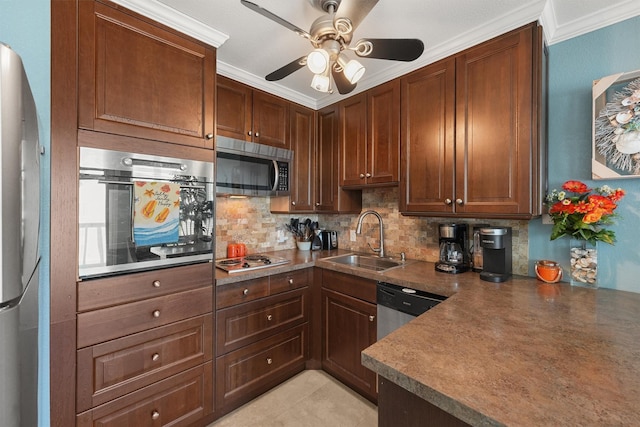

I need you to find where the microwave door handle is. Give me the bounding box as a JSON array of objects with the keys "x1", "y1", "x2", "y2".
[{"x1": 271, "y1": 160, "x2": 279, "y2": 192}]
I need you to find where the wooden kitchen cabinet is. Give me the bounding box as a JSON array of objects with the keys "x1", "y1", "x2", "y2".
[
  {"x1": 321, "y1": 269, "x2": 377, "y2": 403},
  {"x1": 215, "y1": 269, "x2": 311, "y2": 416},
  {"x1": 76, "y1": 262, "x2": 215, "y2": 424},
  {"x1": 400, "y1": 22, "x2": 546, "y2": 218},
  {"x1": 78, "y1": 0, "x2": 215, "y2": 149},
  {"x1": 216, "y1": 75, "x2": 289, "y2": 149},
  {"x1": 340, "y1": 80, "x2": 400, "y2": 188}
]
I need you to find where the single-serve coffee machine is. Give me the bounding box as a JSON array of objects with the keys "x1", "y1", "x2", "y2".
[
  {"x1": 479, "y1": 227, "x2": 512, "y2": 282},
  {"x1": 435, "y1": 223, "x2": 469, "y2": 274}
]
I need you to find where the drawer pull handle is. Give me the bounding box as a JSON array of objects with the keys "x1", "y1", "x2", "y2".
[
  {"x1": 152, "y1": 353, "x2": 160, "y2": 362},
  {"x1": 243, "y1": 288, "x2": 249, "y2": 296},
  {"x1": 152, "y1": 280, "x2": 161, "y2": 288},
  {"x1": 267, "y1": 314, "x2": 273, "y2": 321},
  {"x1": 369, "y1": 315, "x2": 375, "y2": 322},
  {"x1": 152, "y1": 310, "x2": 161, "y2": 318},
  {"x1": 152, "y1": 410, "x2": 160, "y2": 420},
  {"x1": 288, "y1": 278, "x2": 294, "y2": 285},
  {"x1": 266, "y1": 358, "x2": 273, "y2": 365},
  {"x1": 205, "y1": 133, "x2": 214, "y2": 140}
]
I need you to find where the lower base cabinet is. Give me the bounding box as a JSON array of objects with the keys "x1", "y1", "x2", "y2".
[
  {"x1": 215, "y1": 324, "x2": 308, "y2": 412},
  {"x1": 76, "y1": 362, "x2": 213, "y2": 427},
  {"x1": 378, "y1": 377, "x2": 470, "y2": 427}
]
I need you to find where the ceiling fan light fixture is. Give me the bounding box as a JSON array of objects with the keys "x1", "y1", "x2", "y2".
[
  {"x1": 311, "y1": 73, "x2": 331, "y2": 92},
  {"x1": 337, "y1": 55, "x2": 365, "y2": 84},
  {"x1": 307, "y1": 48, "x2": 330, "y2": 74}
]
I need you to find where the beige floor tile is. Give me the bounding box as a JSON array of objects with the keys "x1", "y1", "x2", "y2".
[{"x1": 210, "y1": 370, "x2": 377, "y2": 427}]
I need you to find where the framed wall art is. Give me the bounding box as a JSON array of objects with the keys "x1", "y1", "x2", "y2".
[{"x1": 592, "y1": 69, "x2": 640, "y2": 179}]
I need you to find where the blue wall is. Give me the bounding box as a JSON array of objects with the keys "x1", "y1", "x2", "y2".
[
  {"x1": 529, "y1": 16, "x2": 640, "y2": 293},
  {"x1": 0, "y1": 0, "x2": 51, "y2": 425}
]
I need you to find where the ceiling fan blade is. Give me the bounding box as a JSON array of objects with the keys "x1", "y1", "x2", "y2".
[
  {"x1": 266, "y1": 56, "x2": 307, "y2": 81},
  {"x1": 354, "y1": 38, "x2": 424, "y2": 61},
  {"x1": 332, "y1": 66, "x2": 357, "y2": 95},
  {"x1": 241, "y1": 0, "x2": 311, "y2": 39},
  {"x1": 334, "y1": 0, "x2": 379, "y2": 32}
]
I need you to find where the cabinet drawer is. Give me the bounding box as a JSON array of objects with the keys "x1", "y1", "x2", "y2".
[
  {"x1": 77, "y1": 286, "x2": 212, "y2": 348},
  {"x1": 77, "y1": 362, "x2": 213, "y2": 427},
  {"x1": 77, "y1": 314, "x2": 212, "y2": 412},
  {"x1": 321, "y1": 269, "x2": 376, "y2": 303},
  {"x1": 217, "y1": 288, "x2": 308, "y2": 355},
  {"x1": 269, "y1": 269, "x2": 309, "y2": 295},
  {"x1": 78, "y1": 263, "x2": 213, "y2": 312},
  {"x1": 216, "y1": 324, "x2": 307, "y2": 411},
  {"x1": 216, "y1": 276, "x2": 269, "y2": 309}
]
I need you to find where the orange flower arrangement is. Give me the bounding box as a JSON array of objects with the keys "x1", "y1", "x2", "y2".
[{"x1": 545, "y1": 180, "x2": 625, "y2": 245}]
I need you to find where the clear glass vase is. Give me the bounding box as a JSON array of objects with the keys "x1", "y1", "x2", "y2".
[{"x1": 569, "y1": 238, "x2": 597, "y2": 288}]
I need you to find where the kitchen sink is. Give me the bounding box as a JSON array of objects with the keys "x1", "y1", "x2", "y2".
[{"x1": 324, "y1": 254, "x2": 406, "y2": 272}]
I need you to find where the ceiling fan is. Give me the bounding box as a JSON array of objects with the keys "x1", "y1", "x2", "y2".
[{"x1": 241, "y1": 0, "x2": 425, "y2": 94}]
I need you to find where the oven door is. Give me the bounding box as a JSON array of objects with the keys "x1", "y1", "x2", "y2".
[{"x1": 78, "y1": 147, "x2": 214, "y2": 279}]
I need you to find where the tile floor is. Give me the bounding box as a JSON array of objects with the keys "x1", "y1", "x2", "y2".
[{"x1": 209, "y1": 370, "x2": 378, "y2": 426}]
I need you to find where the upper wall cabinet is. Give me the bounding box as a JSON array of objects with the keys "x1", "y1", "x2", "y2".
[
  {"x1": 216, "y1": 75, "x2": 290, "y2": 149},
  {"x1": 340, "y1": 80, "x2": 400, "y2": 188},
  {"x1": 78, "y1": 1, "x2": 215, "y2": 149},
  {"x1": 400, "y1": 22, "x2": 547, "y2": 219}
]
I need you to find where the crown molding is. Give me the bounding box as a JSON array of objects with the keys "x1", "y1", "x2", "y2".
[{"x1": 109, "y1": 0, "x2": 229, "y2": 48}]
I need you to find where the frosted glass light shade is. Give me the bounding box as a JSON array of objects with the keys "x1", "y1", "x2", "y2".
[
  {"x1": 311, "y1": 74, "x2": 330, "y2": 92},
  {"x1": 343, "y1": 59, "x2": 365, "y2": 84},
  {"x1": 307, "y1": 49, "x2": 329, "y2": 74}
]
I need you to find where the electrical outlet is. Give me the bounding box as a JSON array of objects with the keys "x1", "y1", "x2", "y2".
[
  {"x1": 542, "y1": 213, "x2": 552, "y2": 225},
  {"x1": 350, "y1": 230, "x2": 356, "y2": 241}
]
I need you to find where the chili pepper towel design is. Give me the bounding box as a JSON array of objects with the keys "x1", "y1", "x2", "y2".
[{"x1": 133, "y1": 181, "x2": 180, "y2": 246}]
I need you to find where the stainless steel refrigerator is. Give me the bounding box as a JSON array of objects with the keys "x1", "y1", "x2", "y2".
[{"x1": 0, "y1": 42, "x2": 41, "y2": 427}]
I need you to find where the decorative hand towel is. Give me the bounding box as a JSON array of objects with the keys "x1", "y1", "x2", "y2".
[{"x1": 133, "y1": 181, "x2": 180, "y2": 246}]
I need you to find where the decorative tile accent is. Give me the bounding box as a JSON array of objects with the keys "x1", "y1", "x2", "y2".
[{"x1": 215, "y1": 188, "x2": 529, "y2": 275}]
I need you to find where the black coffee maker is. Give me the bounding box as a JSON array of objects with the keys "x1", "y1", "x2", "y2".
[
  {"x1": 479, "y1": 226, "x2": 512, "y2": 282},
  {"x1": 435, "y1": 223, "x2": 470, "y2": 274}
]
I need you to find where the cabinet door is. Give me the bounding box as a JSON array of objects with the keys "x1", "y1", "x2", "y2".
[
  {"x1": 316, "y1": 104, "x2": 362, "y2": 213},
  {"x1": 253, "y1": 91, "x2": 290, "y2": 149},
  {"x1": 288, "y1": 104, "x2": 316, "y2": 211},
  {"x1": 78, "y1": 1, "x2": 215, "y2": 149},
  {"x1": 216, "y1": 75, "x2": 252, "y2": 141},
  {"x1": 339, "y1": 93, "x2": 367, "y2": 187},
  {"x1": 322, "y1": 288, "x2": 377, "y2": 402},
  {"x1": 455, "y1": 24, "x2": 534, "y2": 216},
  {"x1": 367, "y1": 80, "x2": 400, "y2": 186},
  {"x1": 400, "y1": 58, "x2": 456, "y2": 214}
]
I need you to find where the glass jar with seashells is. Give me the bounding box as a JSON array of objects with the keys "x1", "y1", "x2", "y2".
[{"x1": 569, "y1": 238, "x2": 598, "y2": 288}]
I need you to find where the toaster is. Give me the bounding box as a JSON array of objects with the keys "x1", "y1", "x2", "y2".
[{"x1": 320, "y1": 230, "x2": 338, "y2": 250}]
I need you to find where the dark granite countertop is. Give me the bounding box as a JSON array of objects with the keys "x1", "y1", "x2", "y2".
[{"x1": 216, "y1": 249, "x2": 640, "y2": 426}]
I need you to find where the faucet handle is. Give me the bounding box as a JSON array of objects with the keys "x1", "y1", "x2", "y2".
[{"x1": 400, "y1": 252, "x2": 406, "y2": 261}]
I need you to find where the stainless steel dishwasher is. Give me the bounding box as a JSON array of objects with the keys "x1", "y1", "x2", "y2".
[{"x1": 377, "y1": 282, "x2": 447, "y2": 339}]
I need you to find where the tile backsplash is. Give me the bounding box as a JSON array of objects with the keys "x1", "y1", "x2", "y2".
[{"x1": 216, "y1": 187, "x2": 529, "y2": 275}]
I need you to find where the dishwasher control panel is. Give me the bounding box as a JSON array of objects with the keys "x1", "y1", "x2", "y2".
[{"x1": 377, "y1": 282, "x2": 446, "y2": 317}]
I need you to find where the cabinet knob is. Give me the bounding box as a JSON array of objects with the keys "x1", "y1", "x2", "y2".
[
  {"x1": 152, "y1": 353, "x2": 160, "y2": 362},
  {"x1": 315, "y1": 202, "x2": 320, "y2": 206},
  {"x1": 205, "y1": 133, "x2": 214, "y2": 140},
  {"x1": 248, "y1": 130, "x2": 252, "y2": 136},
  {"x1": 456, "y1": 198, "x2": 464, "y2": 205},
  {"x1": 152, "y1": 310, "x2": 160, "y2": 318},
  {"x1": 359, "y1": 173, "x2": 365, "y2": 179},
  {"x1": 151, "y1": 410, "x2": 160, "y2": 420},
  {"x1": 369, "y1": 315, "x2": 375, "y2": 322},
  {"x1": 267, "y1": 314, "x2": 273, "y2": 321},
  {"x1": 243, "y1": 288, "x2": 249, "y2": 296},
  {"x1": 365, "y1": 173, "x2": 371, "y2": 178},
  {"x1": 255, "y1": 132, "x2": 260, "y2": 137},
  {"x1": 152, "y1": 280, "x2": 161, "y2": 288},
  {"x1": 444, "y1": 198, "x2": 452, "y2": 205},
  {"x1": 288, "y1": 278, "x2": 294, "y2": 285},
  {"x1": 291, "y1": 201, "x2": 296, "y2": 206},
  {"x1": 266, "y1": 358, "x2": 273, "y2": 365}
]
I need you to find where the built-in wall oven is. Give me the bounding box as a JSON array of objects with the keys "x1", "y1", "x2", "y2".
[{"x1": 78, "y1": 147, "x2": 214, "y2": 279}]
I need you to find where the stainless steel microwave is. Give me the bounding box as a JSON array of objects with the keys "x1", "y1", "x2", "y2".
[
  {"x1": 78, "y1": 147, "x2": 214, "y2": 279},
  {"x1": 215, "y1": 136, "x2": 292, "y2": 197}
]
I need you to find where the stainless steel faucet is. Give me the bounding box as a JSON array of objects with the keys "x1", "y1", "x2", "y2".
[{"x1": 356, "y1": 210, "x2": 385, "y2": 258}]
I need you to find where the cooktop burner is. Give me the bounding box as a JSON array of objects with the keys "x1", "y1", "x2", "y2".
[{"x1": 215, "y1": 253, "x2": 290, "y2": 274}]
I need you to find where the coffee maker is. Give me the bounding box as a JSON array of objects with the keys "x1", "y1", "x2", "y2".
[
  {"x1": 435, "y1": 223, "x2": 470, "y2": 274},
  {"x1": 479, "y1": 227, "x2": 512, "y2": 282}
]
